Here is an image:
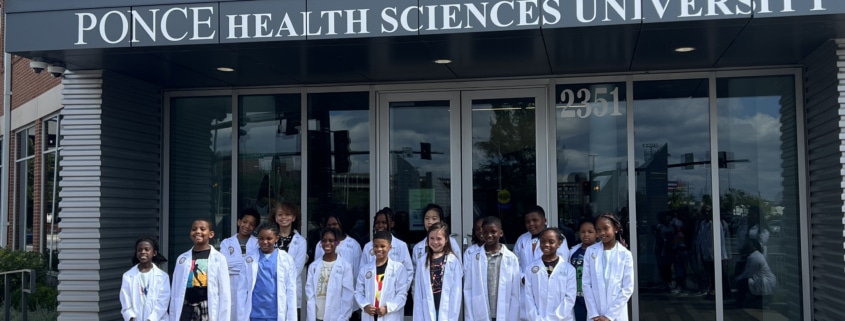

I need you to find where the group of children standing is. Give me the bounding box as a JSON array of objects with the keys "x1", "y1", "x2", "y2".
[{"x1": 119, "y1": 202, "x2": 634, "y2": 321}]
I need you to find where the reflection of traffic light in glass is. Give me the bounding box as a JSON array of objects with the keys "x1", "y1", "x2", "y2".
[
  {"x1": 420, "y1": 142, "x2": 432, "y2": 160},
  {"x1": 333, "y1": 130, "x2": 351, "y2": 173}
]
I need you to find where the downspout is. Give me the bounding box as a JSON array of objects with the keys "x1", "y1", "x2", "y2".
[{"x1": 1, "y1": 22, "x2": 11, "y2": 247}]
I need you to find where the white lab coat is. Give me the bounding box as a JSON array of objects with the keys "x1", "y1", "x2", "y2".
[
  {"x1": 281, "y1": 232, "x2": 308, "y2": 309},
  {"x1": 524, "y1": 257, "x2": 576, "y2": 321},
  {"x1": 314, "y1": 237, "x2": 363, "y2": 285},
  {"x1": 120, "y1": 264, "x2": 170, "y2": 321},
  {"x1": 412, "y1": 236, "x2": 462, "y2": 268},
  {"x1": 355, "y1": 259, "x2": 412, "y2": 321},
  {"x1": 583, "y1": 243, "x2": 634, "y2": 321},
  {"x1": 515, "y1": 232, "x2": 569, "y2": 321},
  {"x1": 359, "y1": 237, "x2": 414, "y2": 286},
  {"x1": 220, "y1": 235, "x2": 258, "y2": 321},
  {"x1": 463, "y1": 246, "x2": 521, "y2": 321},
  {"x1": 412, "y1": 253, "x2": 463, "y2": 321},
  {"x1": 169, "y1": 247, "x2": 231, "y2": 321},
  {"x1": 306, "y1": 256, "x2": 355, "y2": 321},
  {"x1": 243, "y1": 249, "x2": 298, "y2": 321},
  {"x1": 462, "y1": 243, "x2": 482, "y2": 265}
]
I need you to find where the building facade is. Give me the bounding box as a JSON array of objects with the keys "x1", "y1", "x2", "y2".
[{"x1": 2, "y1": 1, "x2": 845, "y2": 321}]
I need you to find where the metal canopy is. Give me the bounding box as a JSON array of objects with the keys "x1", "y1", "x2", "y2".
[{"x1": 11, "y1": 15, "x2": 845, "y2": 88}]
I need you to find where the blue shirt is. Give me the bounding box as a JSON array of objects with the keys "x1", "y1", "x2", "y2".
[{"x1": 251, "y1": 251, "x2": 278, "y2": 319}]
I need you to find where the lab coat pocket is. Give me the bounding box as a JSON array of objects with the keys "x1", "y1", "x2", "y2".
[{"x1": 471, "y1": 294, "x2": 488, "y2": 320}]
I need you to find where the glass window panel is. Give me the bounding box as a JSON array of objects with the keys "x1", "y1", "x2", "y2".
[
  {"x1": 237, "y1": 94, "x2": 302, "y2": 229},
  {"x1": 555, "y1": 83, "x2": 628, "y2": 241},
  {"x1": 306, "y1": 92, "x2": 370, "y2": 259},
  {"x1": 389, "y1": 100, "x2": 452, "y2": 245},
  {"x1": 44, "y1": 117, "x2": 58, "y2": 151},
  {"x1": 168, "y1": 96, "x2": 233, "y2": 259},
  {"x1": 717, "y1": 75, "x2": 802, "y2": 320},
  {"x1": 635, "y1": 79, "x2": 716, "y2": 321},
  {"x1": 471, "y1": 97, "x2": 537, "y2": 244}
]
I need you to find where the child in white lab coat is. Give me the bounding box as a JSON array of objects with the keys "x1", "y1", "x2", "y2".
[
  {"x1": 413, "y1": 222, "x2": 463, "y2": 321},
  {"x1": 356, "y1": 231, "x2": 411, "y2": 321},
  {"x1": 120, "y1": 237, "x2": 170, "y2": 321},
  {"x1": 524, "y1": 228, "x2": 577, "y2": 321},
  {"x1": 269, "y1": 202, "x2": 307, "y2": 314},
  {"x1": 583, "y1": 213, "x2": 634, "y2": 321},
  {"x1": 463, "y1": 216, "x2": 520, "y2": 321},
  {"x1": 220, "y1": 209, "x2": 260, "y2": 321},
  {"x1": 359, "y1": 208, "x2": 414, "y2": 285},
  {"x1": 515, "y1": 206, "x2": 569, "y2": 321},
  {"x1": 244, "y1": 222, "x2": 298, "y2": 321},
  {"x1": 411, "y1": 204, "x2": 462, "y2": 267},
  {"x1": 306, "y1": 228, "x2": 355, "y2": 321},
  {"x1": 569, "y1": 220, "x2": 598, "y2": 321},
  {"x1": 462, "y1": 217, "x2": 485, "y2": 263},
  {"x1": 313, "y1": 214, "x2": 363, "y2": 286},
  {"x1": 169, "y1": 218, "x2": 231, "y2": 321}
]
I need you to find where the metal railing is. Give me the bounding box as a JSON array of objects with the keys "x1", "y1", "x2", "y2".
[{"x1": 1, "y1": 269, "x2": 36, "y2": 321}]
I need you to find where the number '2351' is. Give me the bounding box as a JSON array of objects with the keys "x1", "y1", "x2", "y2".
[{"x1": 559, "y1": 87, "x2": 622, "y2": 118}]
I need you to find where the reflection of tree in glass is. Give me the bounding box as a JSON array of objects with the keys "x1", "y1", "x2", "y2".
[{"x1": 472, "y1": 105, "x2": 536, "y2": 241}]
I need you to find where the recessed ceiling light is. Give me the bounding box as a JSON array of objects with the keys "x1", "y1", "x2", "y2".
[
  {"x1": 217, "y1": 67, "x2": 235, "y2": 72},
  {"x1": 434, "y1": 59, "x2": 452, "y2": 64},
  {"x1": 674, "y1": 47, "x2": 696, "y2": 53}
]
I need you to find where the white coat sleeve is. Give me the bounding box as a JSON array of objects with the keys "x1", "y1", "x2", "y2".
[
  {"x1": 215, "y1": 256, "x2": 232, "y2": 321},
  {"x1": 523, "y1": 274, "x2": 540, "y2": 321},
  {"x1": 305, "y1": 264, "x2": 316, "y2": 321},
  {"x1": 314, "y1": 243, "x2": 324, "y2": 262},
  {"x1": 582, "y1": 250, "x2": 599, "y2": 320},
  {"x1": 286, "y1": 257, "x2": 298, "y2": 321},
  {"x1": 447, "y1": 261, "x2": 463, "y2": 320},
  {"x1": 355, "y1": 269, "x2": 369, "y2": 309},
  {"x1": 507, "y1": 263, "x2": 522, "y2": 321},
  {"x1": 556, "y1": 264, "x2": 577, "y2": 321},
  {"x1": 150, "y1": 272, "x2": 171, "y2": 321},
  {"x1": 450, "y1": 238, "x2": 462, "y2": 263},
  {"x1": 412, "y1": 268, "x2": 423, "y2": 318},
  {"x1": 463, "y1": 263, "x2": 475, "y2": 321},
  {"x1": 400, "y1": 247, "x2": 415, "y2": 286},
  {"x1": 120, "y1": 274, "x2": 135, "y2": 321},
  {"x1": 606, "y1": 252, "x2": 634, "y2": 321},
  {"x1": 386, "y1": 265, "x2": 411, "y2": 314},
  {"x1": 341, "y1": 262, "x2": 356, "y2": 319}
]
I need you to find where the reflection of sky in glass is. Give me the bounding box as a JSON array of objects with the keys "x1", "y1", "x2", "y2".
[
  {"x1": 717, "y1": 77, "x2": 794, "y2": 202},
  {"x1": 239, "y1": 95, "x2": 301, "y2": 170},
  {"x1": 634, "y1": 96, "x2": 711, "y2": 199},
  {"x1": 389, "y1": 103, "x2": 451, "y2": 178}
]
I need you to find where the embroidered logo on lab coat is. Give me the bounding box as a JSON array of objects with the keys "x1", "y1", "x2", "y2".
[
  {"x1": 228, "y1": 246, "x2": 234, "y2": 255},
  {"x1": 476, "y1": 253, "x2": 480, "y2": 260},
  {"x1": 179, "y1": 257, "x2": 186, "y2": 264},
  {"x1": 370, "y1": 249, "x2": 374, "y2": 255},
  {"x1": 246, "y1": 257, "x2": 254, "y2": 263},
  {"x1": 532, "y1": 266, "x2": 540, "y2": 274},
  {"x1": 366, "y1": 271, "x2": 373, "y2": 279}
]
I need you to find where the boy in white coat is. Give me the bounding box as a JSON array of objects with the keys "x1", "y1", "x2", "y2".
[
  {"x1": 356, "y1": 231, "x2": 411, "y2": 321},
  {"x1": 306, "y1": 228, "x2": 355, "y2": 321},
  {"x1": 359, "y1": 208, "x2": 414, "y2": 286},
  {"x1": 220, "y1": 209, "x2": 259, "y2": 321},
  {"x1": 120, "y1": 237, "x2": 170, "y2": 321},
  {"x1": 525, "y1": 228, "x2": 577, "y2": 321},
  {"x1": 463, "y1": 217, "x2": 520, "y2": 321},
  {"x1": 583, "y1": 213, "x2": 634, "y2": 321},
  {"x1": 244, "y1": 222, "x2": 298, "y2": 321},
  {"x1": 413, "y1": 222, "x2": 463, "y2": 321},
  {"x1": 169, "y1": 219, "x2": 231, "y2": 321}
]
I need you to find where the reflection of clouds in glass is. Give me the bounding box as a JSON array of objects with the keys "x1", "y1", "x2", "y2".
[
  {"x1": 556, "y1": 109, "x2": 627, "y2": 182},
  {"x1": 390, "y1": 107, "x2": 451, "y2": 178},
  {"x1": 329, "y1": 111, "x2": 370, "y2": 151},
  {"x1": 241, "y1": 123, "x2": 300, "y2": 154},
  {"x1": 718, "y1": 97, "x2": 787, "y2": 201},
  {"x1": 211, "y1": 128, "x2": 233, "y2": 153}
]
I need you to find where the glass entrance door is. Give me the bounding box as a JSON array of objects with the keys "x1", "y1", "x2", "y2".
[{"x1": 378, "y1": 88, "x2": 547, "y2": 255}]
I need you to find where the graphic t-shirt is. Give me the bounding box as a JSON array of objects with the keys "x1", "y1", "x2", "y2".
[
  {"x1": 316, "y1": 260, "x2": 335, "y2": 320},
  {"x1": 185, "y1": 249, "x2": 210, "y2": 304},
  {"x1": 238, "y1": 237, "x2": 248, "y2": 256},
  {"x1": 138, "y1": 269, "x2": 152, "y2": 306},
  {"x1": 375, "y1": 262, "x2": 387, "y2": 309},
  {"x1": 570, "y1": 247, "x2": 587, "y2": 292},
  {"x1": 430, "y1": 255, "x2": 446, "y2": 312},
  {"x1": 543, "y1": 257, "x2": 559, "y2": 277}
]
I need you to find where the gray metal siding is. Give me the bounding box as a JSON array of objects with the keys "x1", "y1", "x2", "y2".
[
  {"x1": 57, "y1": 70, "x2": 162, "y2": 320},
  {"x1": 803, "y1": 40, "x2": 845, "y2": 321}
]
